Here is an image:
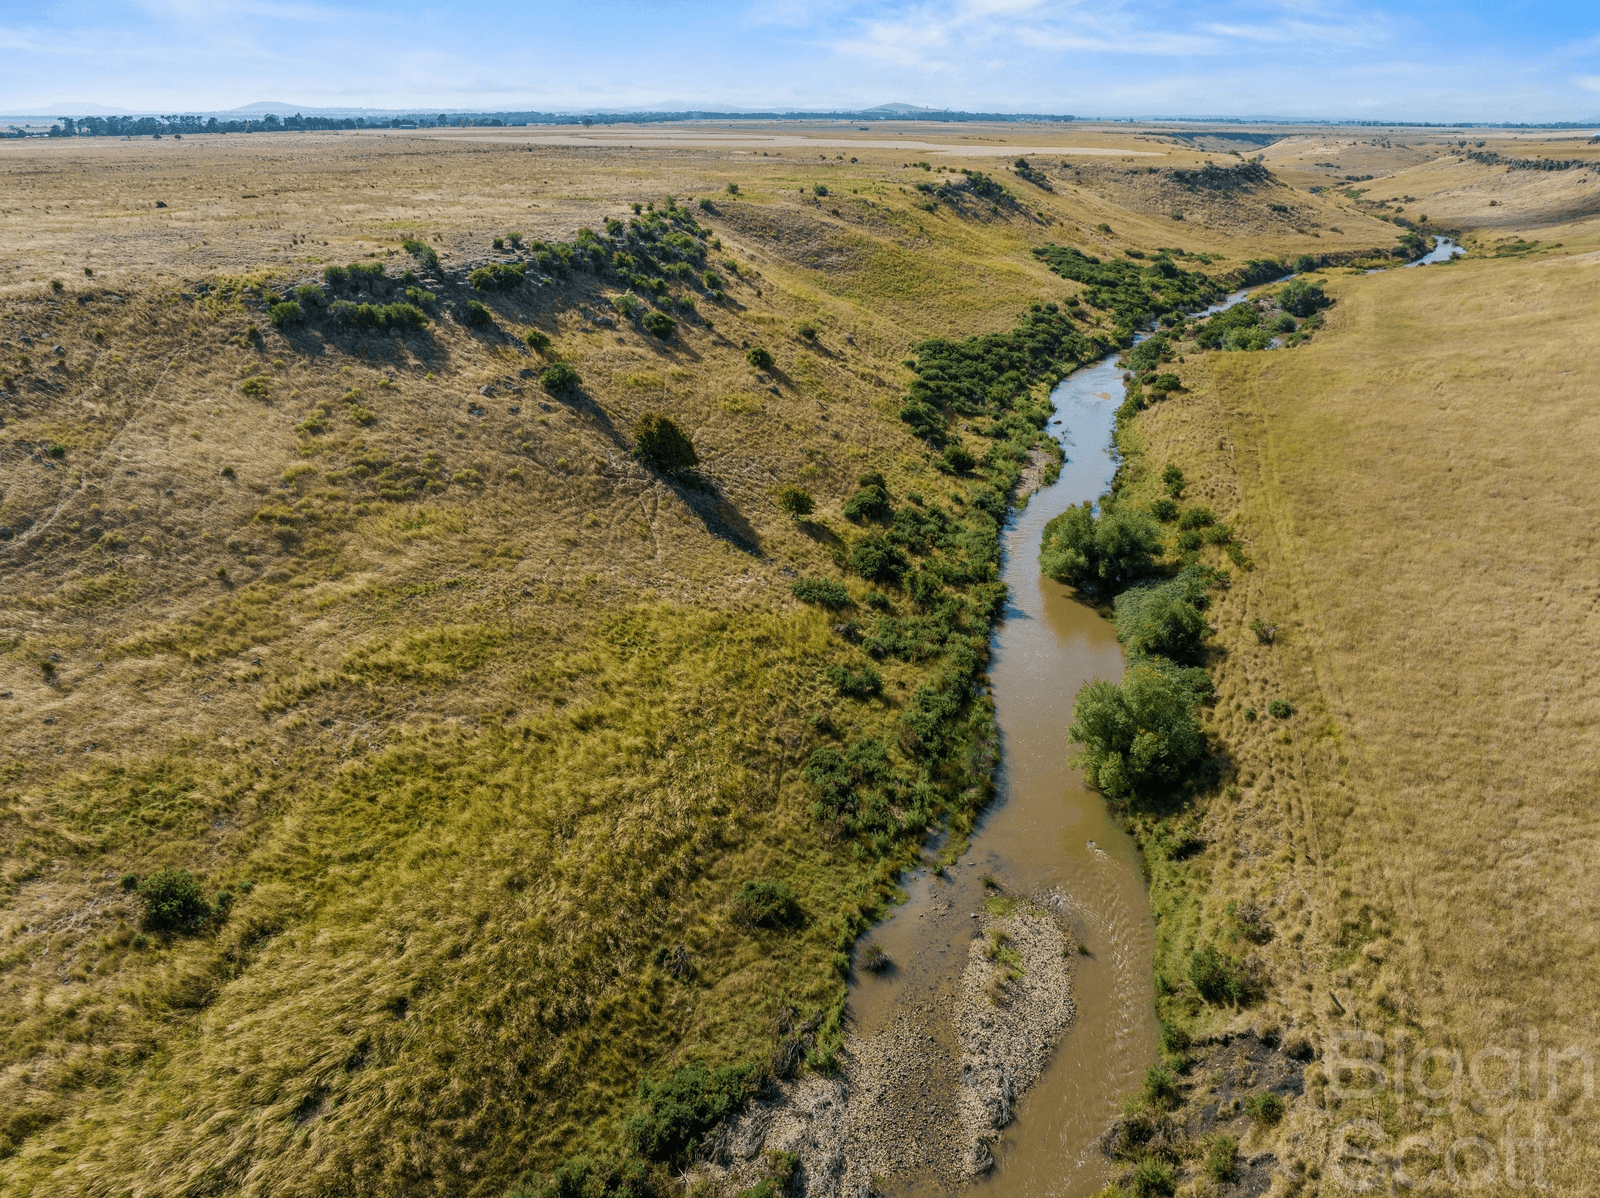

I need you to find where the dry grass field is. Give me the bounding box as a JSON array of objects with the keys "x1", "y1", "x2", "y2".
[
  {"x1": 1120, "y1": 199, "x2": 1600, "y2": 1190},
  {"x1": 1, "y1": 117, "x2": 1592, "y2": 1196}
]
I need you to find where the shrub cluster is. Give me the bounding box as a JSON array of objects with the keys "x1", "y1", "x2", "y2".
[
  {"x1": 401, "y1": 238, "x2": 439, "y2": 270},
  {"x1": 899, "y1": 301, "x2": 1085, "y2": 448},
  {"x1": 468, "y1": 261, "x2": 526, "y2": 291},
  {"x1": 624, "y1": 1062, "x2": 759, "y2": 1167},
  {"x1": 327, "y1": 300, "x2": 427, "y2": 333},
  {"x1": 791, "y1": 577, "x2": 849, "y2": 608},
  {"x1": 1033, "y1": 246, "x2": 1221, "y2": 335}
]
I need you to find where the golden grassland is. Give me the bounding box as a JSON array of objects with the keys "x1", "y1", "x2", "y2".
[
  {"x1": 0, "y1": 120, "x2": 1582, "y2": 1194},
  {"x1": 1120, "y1": 220, "x2": 1600, "y2": 1188},
  {"x1": 0, "y1": 123, "x2": 1385, "y2": 1195}
]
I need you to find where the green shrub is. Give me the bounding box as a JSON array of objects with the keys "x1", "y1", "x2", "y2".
[
  {"x1": 797, "y1": 320, "x2": 817, "y2": 339},
  {"x1": 827, "y1": 662, "x2": 883, "y2": 699},
  {"x1": 1129, "y1": 1157, "x2": 1176, "y2": 1198},
  {"x1": 136, "y1": 869, "x2": 212, "y2": 933},
  {"x1": 613, "y1": 292, "x2": 642, "y2": 318},
  {"x1": 540, "y1": 361, "x2": 581, "y2": 394},
  {"x1": 1204, "y1": 1135, "x2": 1238, "y2": 1182},
  {"x1": 1140, "y1": 1063, "x2": 1180, "y2": 1109},
  {"x1": 641, "y1": 311, "x2": 677, "y2": 339},
  {"x1": 726, "y1": 182, "x2": 739, "y2": 194},
  {"x1": 1268, "y1": 699, "x2": 1293, "y2": 719},
  {"x1": 746, "y1": 346, "x2": 774, "y2": 370},
  {"x1": 1068, "y1": 660, "x2": 1208, "y2": 802},
  {"x1": 293, "y1": 284, "x2": 322, "y2": 306},
  {"x1": 732, "y1": 879, "x2": 801, "y2": 929},
  {"x1": 322, "y1": 264, "x2": 348, "y2": 285},
  {"x1": 1149, "y1": 498, "x2": 1178, "y2": 522},
  {"x1": 468, "y1": 262, "x2": 526, "y2": 292},
  {"x1": 842, "y1": 481, "x2": 892, "y2": 524},
  {"x1": 624, "y1": 1062, "x2": 758, "y2": 1167},
  {"x1": 848, "y1": 534, "x2": 908, "y2": 586},
  {"x1": 1277, "y1": 279, "x2": 1330, "y2": 317},
  {"x1": 1188, "y1": 945, "x2": 1248, "y2": 1004},
  {"x1": 507, "y1": 231, "x2": 523, "y2": 249},
  {"x1": 791, "y1": 577, "x2": 848, "y2": 608},
  {"x1": 1176, "y1": 529, "x2": 1203, "y2": 552},
  {"x1": 1273, "y1": 312, "x2": 1297, "y2": 333},
  {"x1": 813, "y1": 183, "x2": 829, "y2": 197},
  {"x1": 492, "y1": 237, "x2": 505, "y2": 251},
  {"x1": 400, "y1": 238, "x2": 439, "y2": 269},
  {"x1": 1177, "y1": 505, "x2": 1214, "y2": 531},
  {"x1": 702, "y1": 270, "x2": 723, "y2": 290},
  {"x1": 327, "y1": 301, "x2": 428, "y2": 332},
  {"x1": 776, "y1": 486, "x2": 815, "y2": 519},
  {"x1": 940, "y1": 444, "x2": 976, "y2": 474},
  {"x1": 632, "y1": 413, "x2": 698, "y2": 473},
  {"x1": 404, "y1": 286, "x2": 436, "y2": 307},
  {"x1": 1244, "y1": 1091, "x2": 1286, "y2": 1124},
  {"x1": 1221, "y1": 327, "x2": 1274, "y2": 352},
  {"x1": 1039, "y1": 503, "x2": 1162, "y2": 592},
  {"x1": 1147, "y1": 373, "x2": 1181, "y2": 396},
  {"x1": 268, "y1": 301, "x2": 303, "y2": 329},
  {"x1": 347, "y1": 261, "x2": 384, "y2": 284},
  {"x1": 1193, "y1": 303, "x2": 1261, "y2": 350},
  {"x1": 507, "y1": 1152, "x2": 653, "y2": 1198},
  {"x1": 1114, "y1": 583, "x2": 1208, "y2": 666},
  {"x1": 1161, "y1": 464, "x2": 1185, "y2": 498},
  {"x1": 464, "y1": 300, "x2": 492, "y2": 327}
]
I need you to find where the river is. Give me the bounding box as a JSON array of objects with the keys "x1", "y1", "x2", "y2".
[
  {"x1": 850, "y1": 352, "x2": 1154, "y2": 1198},
  {"x1": 851, "y1": 280, "x2": 1282, "y2": 1197}
]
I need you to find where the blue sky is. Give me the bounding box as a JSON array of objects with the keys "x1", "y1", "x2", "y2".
[{"x1": 3, "y1": 0, "x2": 1597, "y2": 121}]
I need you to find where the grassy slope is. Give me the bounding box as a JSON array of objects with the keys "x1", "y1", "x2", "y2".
[{"x1": 1119, "y1": 229, "x2": 1600, "y2": 1186}]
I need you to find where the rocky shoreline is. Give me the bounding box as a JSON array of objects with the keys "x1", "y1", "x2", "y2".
[{"x1": 693, "y1": 895, "x2": 1077, "y2": 1197}]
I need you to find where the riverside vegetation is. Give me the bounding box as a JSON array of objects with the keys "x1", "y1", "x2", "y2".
[{"x1": 0, "y1": 121, "x2": 1591, "y2": 1197}]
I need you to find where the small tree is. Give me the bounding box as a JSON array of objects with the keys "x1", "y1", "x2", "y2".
[
  {"x1": 776, "y1": 486, "x2": 815, "y2": 519},
  {"x1": 522, "y1": 328, "x2": 550, "y2": 354},
  {"x1": 1068, "y1": 661, "x2": 1207, "y2": 803},
  {"x1": 1040, "y1": 503, "x2": 1162, "y2": 592},
  {"x1": 1161, "y1": 463, "x2": 1185, "y2": 498},
  {"x1": 464, "y1": 300, "x2": 492, "y2": 327},
  {"x1": 540, "y1": 362, "x2": 580, "y2": 394},
  {"x1": 746, "y1": 346, "x2": 774, "y2": 370},
  {"x1": 633, "y1": 413, "x2": 698, "y2": 473}
]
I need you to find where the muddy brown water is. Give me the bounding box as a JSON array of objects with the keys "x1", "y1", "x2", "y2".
[{"x1": 850, "y1": 354, "x2": 1161, "y2": 1198}]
